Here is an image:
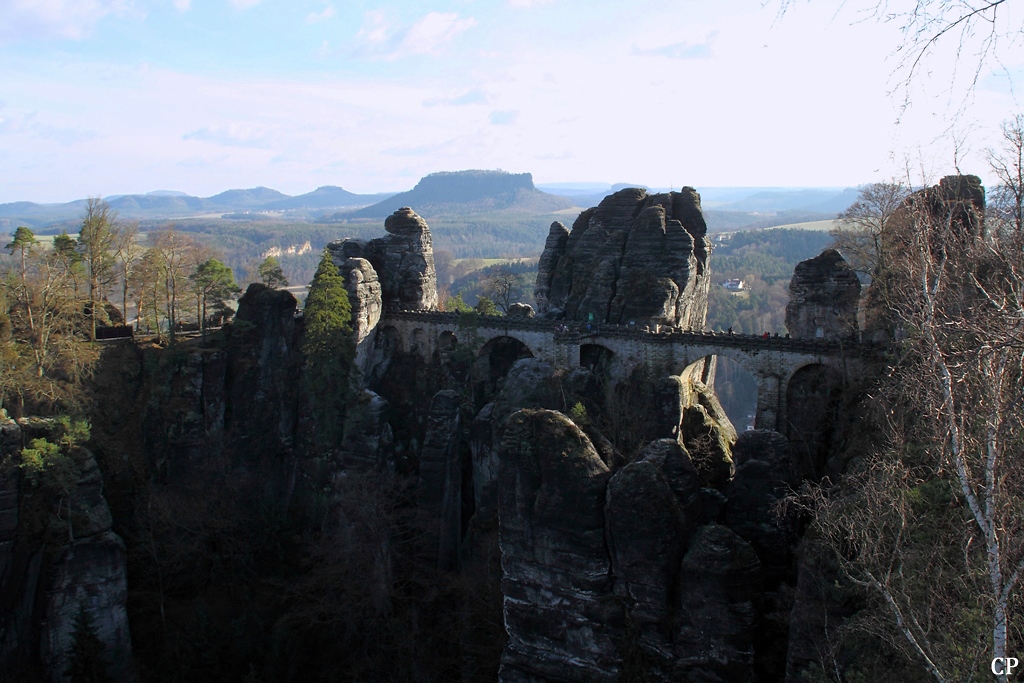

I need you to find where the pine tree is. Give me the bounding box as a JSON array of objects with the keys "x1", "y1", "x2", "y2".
[
  {"x1": 301, "y1": 250, "x2": 353, "y2": 448},
  {"x1": 257, "y1": 256, "x2": 288, "y2": 289},
  {"x1": 190, "y1": 259, "x2": 240, "y2": 336}
]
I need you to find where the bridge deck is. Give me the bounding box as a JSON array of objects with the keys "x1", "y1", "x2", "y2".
[{"x1": 383, "y1": 308, "x2": 879, "y2": 356}]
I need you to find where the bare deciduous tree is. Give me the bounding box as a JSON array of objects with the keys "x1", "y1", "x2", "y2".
[
  {"x1": 775, "y1": 0, "x2": 1024, "y2": 111},
  {"x1": 987, "y1": 114, "x2": 1024, "y2": 237},
  {"x1": 78, "y1": 198, "x2": 120, "y2": 341},
  {"x1": 800, "y1": 175, "x2": 1024, "y2": 682},
  {"x1": 114, "y1": 221, "x2": 142, "y2": 326},
  {"x1": 485, "y1": 267, "x2": 520, "y2": 314},
  {"x1": 831, "y1": 181, "x2": 912, "y2": 278}
]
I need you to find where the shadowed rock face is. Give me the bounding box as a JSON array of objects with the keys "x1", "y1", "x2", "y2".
[
  {"x1": 418, "y1": 390, "x2": 462, "y2": 571},
  {"x1": 497, "y1": 409, "x2": 620, "y2": 683},
  {"x1": 0, "y1": 421, "x2": 134, "y2": 683},
  {"x1": 674, "y1": 524, "x2": 762, "y2": 681},
  {"x1": 227, "y1": 284, "x2": 301, "y2": 454},
  {"x1": 534, "y1": 187, "x2": 711, "y2": 329},
  {"x1": 785, "y1": 249, "x2": 861, "y2": 341},
  {"x1": 496, "y1": 409, "x2": 770, "y2": 683}
]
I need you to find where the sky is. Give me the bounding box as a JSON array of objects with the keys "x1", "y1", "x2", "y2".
[{"x1": 1, "y1": 0, "x2": 1023, "y2": 203}]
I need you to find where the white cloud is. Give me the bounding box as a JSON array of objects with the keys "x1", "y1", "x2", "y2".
[
  {"x1": 313, "y1": 40, "x2": 331, "y2": 59},
  {"x1": 423, "y1": 88, "x2": 490, "y2": 107},
  {"x1": 173, "y1": 0, "x2": 191, "y2": 11},
  {"x1": 633, "y1": 33, "x2": 718, "y2": 60},
  {"x1": 404, "y1": 12, "x2": 476, "y2": 54},
  {"x1": 507, "y1": 0, "x2": 554, "y2": 7},
  {"x1": 355, "y1": 11, "x2": 477, "y2": 60},
  {"x1": 228, "y1": 0, "x2": 261, "y2": 9},
  {"x1": 306, "y1": 4, "x2": 334, "y2": 24},
  {"x1": 0, "y1": 110, "x2": 98, "y2": 146},
  {"x1": 0, "y1": 0, "x2": 132, "y2": 40},
  {"x1": 489, "y1": 110, "x2": 518, "y2": 125},
  {"x1": 183, "y1": 123, "x2": 272, "y2": 148}
]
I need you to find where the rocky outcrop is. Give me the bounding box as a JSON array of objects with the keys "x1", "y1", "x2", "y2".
[
  {"x1": 496, "y1": 408, "x2": 776, "y2": 682},
  {"x1": 226, "y1": 283, "x2": 302, "y2": 456},
  {"x1": 373, "y1": 208, "x2": 438, "y2": 309},
  {"x1": 606, "y1": 459, "x2": 686, "y2": 677},
  {"x1": 913, "y1": 173, "x2": 986, "y2": 240},
  {"x1": 418, "y1": 390, "x2": 462, "y2": 570},
  {"x1": 506, "y1": 302, "x2": 534, "y2": 318},
  {"x1": 328, "y1": 208, "x2": 439, "y2": 312},
  {"x1": 335, "y1": 255, "x2": 382, "y2": 345},
  {"x1": 339, "y1": 389, "x2": 392, "y2": 466},
  {"x1": 535, "y1": 188, "x2": 711, "y2": 329},
  {"x1": 674, "y1": 524, "x2": 762, "y2": 682},
  {"x1": 534, "y1": 221, "x2": 569, "y2": 313},
  {"x1": 785, "y1": 249, "x2": 861, "y2": 341},
  {"x1": 681, "y1": 404, "x2": 734, "y2": 489},
  {"x1": 863, "y1": 174, "x2": 986, "y2": 343},
  {"x1": 497, "y1": 409, "x2": 619, "y2": 683},
  {"x1": 726, "y1": 430, "x2": 799, "y2": 585},
  {"x1": 0, "y1": 420, "x2": 133, "y2": 682}
]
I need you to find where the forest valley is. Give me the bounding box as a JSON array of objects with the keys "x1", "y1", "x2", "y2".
[{"x1": 1, "y1": 117, "x2": 1023, "y2": 683}]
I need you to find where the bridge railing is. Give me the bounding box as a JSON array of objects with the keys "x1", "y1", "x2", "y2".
[{"x1": 381, "y1": 307, "x2": 883, "y2": 356}]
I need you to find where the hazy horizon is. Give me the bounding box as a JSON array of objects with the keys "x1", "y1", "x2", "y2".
[{"x1": 2, "y1": 0, "x2": 1022, "y2": 203}]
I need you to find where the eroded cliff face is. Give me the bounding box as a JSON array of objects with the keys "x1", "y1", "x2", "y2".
[
  {"x1": 535, "y1": 187, "x2": 711, "y2": 329},
  {"x1": 326, "y1": 206, "x2": 439, "y2": 316},
  {"x1": 785, "y1": 248, "x2": 861, "y2": 341},
  {"x1": 0, "y1": 419, "x2": 133, "y2": 683},
  {"x1": 494, "y1": 409, "x2": 805, "y2": 682}
]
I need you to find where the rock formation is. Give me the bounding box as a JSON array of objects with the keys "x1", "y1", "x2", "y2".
[
  {"x1": 417, "y1": 390, "x2": 462, "y2": 570},
  {"x1": 535, "y1": 187, "x2": 711, "y2": 329},
  {"x1": 0, "y1": 419, "x2": 134, "y2": 682},
  {"x1": 506, "y1": 302, "x2": 534, "y2": 318},
  {"x1": 496, "y1": 409, "x2": 771, "y2": 682},
  {"x1": 785, "y1": 249, "x2": 861, "y2": 340},
  {"x1": 862, "y1": 174, "x2": 987, "y2": 343},
  {"x1": 497, "y1": 409, "x2": 619, "y2": 683},
  {"x1": 227, "y1": 283, "x2": 302, "y2": 454},
  {"x1": 327, "y1": 207, "x2": 438, "y2": 314}
]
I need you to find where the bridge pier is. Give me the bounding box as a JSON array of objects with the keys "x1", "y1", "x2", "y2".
[{"x1": 754, "y1": 374, "x2": 782, "y2": 431}]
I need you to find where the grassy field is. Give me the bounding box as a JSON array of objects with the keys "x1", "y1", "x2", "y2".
[
  {"x1": 760, "y1": 219, "x2": 839, "y2": 232},
  {"x1": 450, "y1": 256, "x2": 538, "y2": 272}
]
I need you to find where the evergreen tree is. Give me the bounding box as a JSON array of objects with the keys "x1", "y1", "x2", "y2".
[
  {"x1": 258, "y1": 256, "x2": 288, "y2": 289},
  {"x1": 5, "y1": 226, "x2": 38, "y2": 286},
  {"x1": 301, "y1": 250, "x2": 353, "y2": 448},
  {"x1": 66, "y1": 604, "x2": 112, "y2": 683},
  {"x1": 474, "y1": 296, "x2": 499, "y2": 316},
  {"x1": 190, "y1": 259, "x2": 240, "y2": 335}
]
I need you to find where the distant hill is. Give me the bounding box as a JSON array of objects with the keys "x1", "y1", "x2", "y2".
[
  {"x1": 714, "y1": 188, "x2": 859, "y2": 214},
  {"x1": 345, "y1": 170, "x2": 575, "y2": 218},
  {"x1": 205, "y1": 186, "x2": 290, "y2": 210},
  {"x1": 0, "y1": 185, "x2": 396, "y2": 230},
  {"x1": 261, "y1": 186, "x2": 393, "y2": 210}
]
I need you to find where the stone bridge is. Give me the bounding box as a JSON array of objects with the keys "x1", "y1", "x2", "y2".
[{"x1": 367, "y1": 309, "x2": 880, "y2": 433}]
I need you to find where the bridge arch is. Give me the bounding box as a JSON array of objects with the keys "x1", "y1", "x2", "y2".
[
  {"x1": 474, "y1": 335, "x2": 535, "y2": 404},
  {"x1": 710, "y1": 356, "x2": 759, "y2": 432},
  {"x1": 579, "y1": 343, "x2": 616, "y2": 382},
  {"x1": 437, "y1": 330, "x2": 458, "y2": 352},
  {"x1": 784, "y1": 362, "x2": 845, "y2": 479},
  {"x1": 410, "y1": 327, "x2": 427, "y2": 354}
]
